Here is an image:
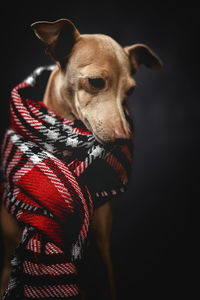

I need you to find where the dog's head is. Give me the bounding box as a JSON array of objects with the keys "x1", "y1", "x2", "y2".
[{"x1": 32, "y1": 18, "x2": 162, "y2": 144}]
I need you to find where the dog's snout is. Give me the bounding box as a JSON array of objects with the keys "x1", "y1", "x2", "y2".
[{"x1": 112, "y1": 128, "x2": 130, "y2": 141}]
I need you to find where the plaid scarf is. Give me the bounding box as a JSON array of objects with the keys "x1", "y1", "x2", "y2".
[{"x1": 1, "y1": 66, "x2": 133, "y2": 299}]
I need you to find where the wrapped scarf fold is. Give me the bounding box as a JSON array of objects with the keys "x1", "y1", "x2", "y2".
[{"x1": 1, "y1": 66, "x2": 133, "y2": 299}]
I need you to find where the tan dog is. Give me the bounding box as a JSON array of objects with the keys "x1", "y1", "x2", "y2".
[{"x1": 0, "y1": 18, "x2": 162, "y2": 299}]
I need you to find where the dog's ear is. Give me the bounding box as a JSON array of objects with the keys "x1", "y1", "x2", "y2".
[
  {"x1": 31, "y1": 18, "x2": 80, "y2": 67},
  {"x1": 124, "y1": 43, "x2": 163, "y2": 73}
]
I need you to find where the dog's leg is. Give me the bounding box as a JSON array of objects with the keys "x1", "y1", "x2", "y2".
[
  {"x1": 0, "y1": 204, "x2": 22, "y2": 298},
  {"x1": 92, "y1": 201, "x2": 116, "y2": 300}
]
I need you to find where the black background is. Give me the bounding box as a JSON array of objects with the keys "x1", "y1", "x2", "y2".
[{"x1": 0, "y1": 1, "x2": 198, "y2": 299}]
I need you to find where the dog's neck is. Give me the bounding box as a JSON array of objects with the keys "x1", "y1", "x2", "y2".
[{"x1": 43, "y1": 65, "x2": 76, "y2": 120}]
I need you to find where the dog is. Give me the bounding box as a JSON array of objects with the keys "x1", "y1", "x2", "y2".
[{"x1": 0, "y1": 18, "x2": 162, "y2": 299}]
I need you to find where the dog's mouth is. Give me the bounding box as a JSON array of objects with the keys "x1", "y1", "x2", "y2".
[
  {"x1": 83, "y1": 118, "x2": 128, "y2": 148},
  {"x1": 79, "y1": 117, "x2": 129, "y2": 148},
  {"x1": 81, "y1": 117, "x2": 109, "y2": 145}
]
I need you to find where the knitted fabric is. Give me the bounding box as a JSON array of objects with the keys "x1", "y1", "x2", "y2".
[{"x1": 1, "y1": 66, "x2": 133, "y2": 299}]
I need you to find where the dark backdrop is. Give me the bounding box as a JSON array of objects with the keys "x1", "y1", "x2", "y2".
[{"x1": 0, "y1": 1, "x2": 198, "y2": 299}]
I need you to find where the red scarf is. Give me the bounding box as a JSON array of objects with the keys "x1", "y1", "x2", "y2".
[{"x1": 1, "y1": 66, "x2": 133, "y2": 299}]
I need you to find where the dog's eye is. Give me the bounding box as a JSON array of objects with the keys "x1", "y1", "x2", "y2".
[
  {"x1": 126, "y1": 86, "x2": 135, "y2": 97},
  {"x1": 88, "y1": 78, "x2": 105, "y2": 89}
]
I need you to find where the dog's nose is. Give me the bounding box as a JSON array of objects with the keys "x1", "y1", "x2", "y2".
[{"x1": 113, "y1": 128, "x2": 130, "y2": 141}]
